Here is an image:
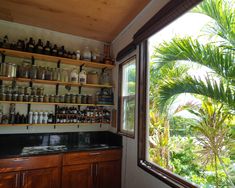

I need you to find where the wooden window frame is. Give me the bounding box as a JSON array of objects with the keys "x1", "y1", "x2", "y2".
[
  {"x1": 118, "y1": 56, "x2": 136, "y2": 138},
  {"x1": 137, "y1": 0, "x2": 203, "y2": 188}
]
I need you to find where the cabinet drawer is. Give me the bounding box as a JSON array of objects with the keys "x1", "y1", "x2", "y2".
[
  {"x1": 63, "y1": 149, "x2": 122, "y2": 166},
  {"x1": 0, "y1": 154, "x2": 61, "y2": 173}
]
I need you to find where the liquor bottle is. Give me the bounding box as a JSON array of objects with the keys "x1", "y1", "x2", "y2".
[
  {"x1": 26, "y1": 37, "x2": 35, "y2": 52},
  {"x1": 2, "y1": 35, "x2": 11, "y2": 49},
  {"x1": 58, "y1": 46, "x2": 65, "y2": 57},
  {"x1": 35, "y1": 39, "x2": 44, "y2": 54},
  {"x1": 51, "y1": 44, "x2": 58, "y2": 56},
  {"x1": 43, "y1": 41, "x2": 51, "y2": 55}
]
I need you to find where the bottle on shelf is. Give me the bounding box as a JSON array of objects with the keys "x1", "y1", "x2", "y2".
[
  {"x1": 2, "y1": 35, "x2": 10, "y2": 49},
  {"x1": 51, "y1": 44, "x2": 58, "y2": 56},
  {"x1": 43, "y1": 41, "x2": 51, "y2": 55},
  {"x1": 79, "y1": 70, "x2": 87, "y2": 84},
  {"x1": 28, "y1": 111, "x2": 33, "y2": 124},
  {"x1": 35, "y1": 39, "x2": 44, "y2": 54},
  {"x1": 26, "y1": 37, "x2": 35, "y2": 52},
  {"x1": 58, "y1": 46, "x2": 65, "y2": 57}
]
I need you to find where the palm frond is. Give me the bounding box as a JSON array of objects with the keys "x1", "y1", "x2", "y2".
[
  {"x1": 192, "y1": 0, "x2": 235, "y2": 47},
  {"x1": 157, "y1": 76, "x2": 235, "y2": 113},
  {"x1": 153, "y1": 37, "x2": 235, "y2": 81}
]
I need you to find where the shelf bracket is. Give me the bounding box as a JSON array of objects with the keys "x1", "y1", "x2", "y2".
[
  {"x1": 80, "y1": 64, "x2": 85, "y2": 72},
  {"x1": 57, "y1": 60, "x2": 61, "y2": 68},
  {"x1": 1, "y1": 53, "x2": 5, "y2": 63},
  {"x1": 31, "y1": 56, "x2": 35, "y2": 65}
]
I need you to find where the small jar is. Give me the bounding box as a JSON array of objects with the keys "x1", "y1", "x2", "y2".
[
  {"x1": 18, "y1": 94, "x2": 24, "y2": 102},
  {"x1": 71, "y1": 94, "x2": 76, "y2": 103},
  {"x1": 65, "y1": 94, "x2": 71, "y2": 103},
  {"x1": 29, "y1": 95, "x2": 34, "y2": 102},
  {"x1": 12, "y1": 93, "x2": 18, "y2": 101},
  {"x1": 33, "y1": 95, "x2": 39, "y2": 102},
  {"x1": 55, "y1": 95, "x2": 60, "y2": 103},
  {"x1": 76, "y1": 94, "x2": 82, "y2": 104},
  {"x1": 23, "y1": 94, "x2": 29, "y2": 102},
  {"x1": 18, "y1": 87, "x2": 24, "y2": 95},
  {"x1": 60, "y1": 95, "x2": 65, "y2": 103},
  {"x1": 39, "y1": 95, "x2": 44, "y2": 102},
  {"x1": 81, "y1": 95, "x2": 87, "y2": 104},
  {"x1": 87, "y1": 95, "x2": 93, "y2": 104},
  {"x1": 37, "y1": 88, "x2": 44, "y2": 96},
  {"x1": 43, "y1": 95, "x2": 49, "y2": 103},
  {"x1": 6, "y1": 93, "x2": 12, "y2": 101},
  {"x1": 0, "y1": 93, "x2": 6, "y2": 101},
  {"x1": 49, "y1": 95, "x2": 55, "y2": 103},
  {"x1": 31, "y1": 87, "x2": 36, "y2": 95}
]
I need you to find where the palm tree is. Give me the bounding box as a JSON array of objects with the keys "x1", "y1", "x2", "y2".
[{"x1": 150, "y1": 0, "x2": 235, "y2": 187}]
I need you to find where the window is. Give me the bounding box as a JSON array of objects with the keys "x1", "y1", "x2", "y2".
[
  {"x1": 138, "y1": 0, "x2": 234, "y2": 188},
  {"x1": 118, "y1": 56, "x2": 136, "y2": 138}
]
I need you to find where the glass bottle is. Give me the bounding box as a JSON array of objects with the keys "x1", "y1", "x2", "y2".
[
  {"x1": 58, "y1": 46, "x2": 65, "y2": 57},
  {"x1": 30, "y1": 65, "x2": 37, "y2": 79},
  {"x1": 2, "y1": 35, "x2": 10, "y2": 49},
  {"x1": 43, "y1": 41, "x2": 51, "y2": 55},
  {"x1": 35, "y1": 39, "x2": 44, "y2": 54},
  {"x1": 79, "y1": 70, "x2": 87, "y2": 84},
  {"x1": 82, "y1": 47, "x2": 91, "y2": 61},
  {"x1": 26, "y1": 37, "x2": 35, "y2": 52},
  {"x1": 70, "y1": 69, "x2": 79, "y2": 83},
  {"x1": 51, "y1": 44, "x2": 58, "y2": 56}
]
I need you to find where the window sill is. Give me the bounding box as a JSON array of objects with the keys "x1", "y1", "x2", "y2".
[{"x1": 138, "y1": 160, "x2": 199, "y2": 188}]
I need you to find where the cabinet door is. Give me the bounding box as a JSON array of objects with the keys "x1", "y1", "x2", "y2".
[
  {"x1": 62, "y1": 164, "x2": 93, "y2": 188},
  {"x1": 0, "y1": 172, "x2": 20, "y2": 188},
  {"x1": 22, "y1": 168, "x2": 59, "y2": 188},
  {"x1": 96, "y1": 160, "x2": 121, "y2": 188}
]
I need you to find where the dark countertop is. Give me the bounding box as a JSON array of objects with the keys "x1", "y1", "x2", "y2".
[{"x1": 0, "y1": 131, "x2": 122, "y2": 159}]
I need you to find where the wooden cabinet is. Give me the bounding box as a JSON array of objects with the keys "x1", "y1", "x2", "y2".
[
  {"x1": 0, "y1": 155, "x2": 61, "y2": 188},
  {"x1": 0, "y1": 172, "x2": 20, "y2": 188},
  {"x1": 62, "y1": 164, "x2": 93, "y2": 188},
  {"x1": 22, "y1": 168, "x2": 59, "y2": 188},
  {"x1": 96, "y1": 160, "x2": 121, "y2": 188},
  {"x1": 62, "y1": 149, "x2": 122, "y2": 188}
]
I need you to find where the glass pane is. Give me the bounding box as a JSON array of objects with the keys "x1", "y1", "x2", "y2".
[
  {"x1": 122, "y1": 59, "x2": 136, "y2": 96},
  {"x1": 122, "y1": 96, "x2": 135, "y2": 133},
  {"x1": 146, "y1": 0, "x2": 235, "y2": 187}
]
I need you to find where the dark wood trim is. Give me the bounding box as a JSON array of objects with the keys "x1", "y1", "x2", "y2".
[
  {"x1": 133, "y1": 0, "x2": 203, "y2": 44},
  {"x1": 137, "y1": 1, "x2": 203, "y2": 187},
  {"x1": 117, "y1": 55, "x2": 136, "y2": 139},
  {"x1": 116, "y1": 42, "x2": 136, "y2": 62}
]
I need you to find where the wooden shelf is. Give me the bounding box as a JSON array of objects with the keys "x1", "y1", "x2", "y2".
[
  {"x1": 0, "y1": 48, "x2": 115, "y2": 69},
  {"x1": 0, "y1": 76, "x2": 113, "y2": 88},
  {"x1": 0, "y1": 123, "x2": 110, "y2": 126},
  {"x1": 0, "y1": 101, "x2": 113, "y2": 107}
]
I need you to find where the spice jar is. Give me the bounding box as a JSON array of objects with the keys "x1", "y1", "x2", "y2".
[
  {"x1": 43, "y1": 95, "x2": 49, "y2": 103},
  {"x1": 49, "y1": 95, "x2": 55, "y2": 103},
  {"x1": 30, "y1": 65, "x2": 37, "y2": 79},
  {"x1": 39, "y1": 95, "x2": 44, "y2": 102},
  {"x1": 55, "y1": 95, "x2": 60, "y2": 103},
  {"x1": 6, "y1": 93, "x2": 12, "y2": 101},
  {"x1": 60, "y1": 95, "x2": 65, "y2": 103},
  {"x1": 65, "y1": 94, "x2": 71, "y2": 103},
  {"x1": 76, "y1": 94, "x2": 82, "y2": 104},
  {"x1": 23, "y1": 94, "x2": 29, "y2": 102},
  {"x1": 33, "y1": 95, "x2": 39, "y2": 102},
  {"x1": 71, "y1": 94, "x2": 76, "y2": 103},
  {"x1": 87, "y1": 95, "x2": 93, "y2": 104},
  {"x1": 18, "y1": 94, "x2": 24, "y2": 102},
  {"x1": 81, "y1": 95, "x2": 87, "y2": 104},
  {"x1": 0, "y1": 93, "x2": 6, "y2": 101}
]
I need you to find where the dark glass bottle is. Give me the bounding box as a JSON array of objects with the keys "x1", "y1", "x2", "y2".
[
  {"x1": 35, "y1": 39, "x2": 44, "y2": 54},
  {"x1": 26, "y1": 37, "x2": 35, "y2": 52},
  {"x1": 2, "y1": 35, "x2": 10, "y2": 49},
  {"x1": 58, "y1": 46, "x2": 65, "y2": 57},
  {"x1": 44, "y1": 41, "x2": 51, "y2": 55},
  {"x1": 51, "y1": 44, "x2": 58, "y2": 56},
  {"x1": 16, "y1": 40, "x2": 25, "y2": 51}
]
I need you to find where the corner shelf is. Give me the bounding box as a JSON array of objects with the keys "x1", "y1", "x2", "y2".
[
  {"x1": 0, "y1": 101, "x2": 113, "y2": 107},
  {"x1": 0, "y1": 76, "x2": 113, "y2": 88},
  {"x1": 0, "y1": 48, "x2": 115, "y2": 69}
]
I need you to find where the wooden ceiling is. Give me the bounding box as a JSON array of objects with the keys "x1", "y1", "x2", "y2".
[{"x1": 0, "y1": 0, "x2": 150, "y2": 42}]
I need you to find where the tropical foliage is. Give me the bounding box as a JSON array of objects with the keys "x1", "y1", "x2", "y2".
[{"x1": 148, "y1": 0, "x2": 235, "y2": 187}]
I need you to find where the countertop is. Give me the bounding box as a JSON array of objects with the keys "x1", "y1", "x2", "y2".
[{"x1": 0, "y1": 131, "x2": 122, "y2": 159}]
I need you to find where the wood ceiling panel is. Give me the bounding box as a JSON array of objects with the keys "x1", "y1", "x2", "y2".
[{"x1": 0, "y1": 0, "x2": 150, "y2": 42}]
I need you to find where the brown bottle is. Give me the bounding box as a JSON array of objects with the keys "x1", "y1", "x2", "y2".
[
  {"x1": 26, "y1": 37, "x2": 35, "y2": 52},
  {"x1": 44, "y1": 41, "x2": 51, "y2": 55},
  {"x1": 35, "y1": 39, "x2": 44, "y2": 54},
  {"x1": 51, "y1": 44, "x2": 58, "y2": 56}
]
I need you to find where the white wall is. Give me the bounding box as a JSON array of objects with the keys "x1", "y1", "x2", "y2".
[
  {"x1": 0, "y1": 20, "x2": 111, "y2": 134},
  {"x1": 112, "y1": 0, "x2": 171, "y2": 188}
]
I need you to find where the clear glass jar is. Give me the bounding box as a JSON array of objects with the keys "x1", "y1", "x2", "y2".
[
  {"x1": 37, "y1": 66, "x2": 45, "y2": 80},
  {"x1": 52, "y1": 68, "x2": 58, "y2": 81},
  {"x1": 45, "y1": 67, "x2": 52, "y2": 80},
  {"x1": 30, "y1": 65, "x2": 37, "y2": 79},
  {"x1": 60, "y1": 69, "x2": 69, "y2": 82}
]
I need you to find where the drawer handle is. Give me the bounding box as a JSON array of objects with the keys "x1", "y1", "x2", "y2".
[
  {"x1": 89, "y1": 152, "x2": 101, "y2": 155},
  {"x1": 12, "y1": 158, "x2": 29, "y2": 162}
]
